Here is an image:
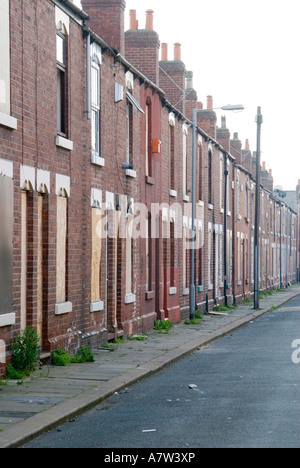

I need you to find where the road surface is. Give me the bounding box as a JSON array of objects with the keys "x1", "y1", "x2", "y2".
[{"x1": 23, "y1": 296, "x2": 300, "y2": 448}]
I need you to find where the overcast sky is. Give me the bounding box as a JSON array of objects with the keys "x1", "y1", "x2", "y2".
[{"x1": 77, "y1": 0, "x2": 300, "y2": 191}]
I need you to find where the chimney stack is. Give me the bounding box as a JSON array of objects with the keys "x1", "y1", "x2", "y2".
[
  {"x1": 196, "y1": 95, "x2": 217, "y2": 139},
  {"x1": 207, "y1": 95, "x2": 213, "y2": 110},
  {"x1": 81, "y1": 0, "x2": 126, "y2": 55},
  {"x1": 159, "y1": 41, "x2": 187, "y2": 113},
  {"x1": 216, "y1": 115, "x2": 230, "y2": 152},
  {"x1": 185, "y1": 71, "x2": 198, "y2": 121},
  {"x1": 230, "y1": 132, "x2": 242, "y2": 164},
  {"x1": 245, "y1": 139, "x2": 250, "y2": 151},
  {"x1": 125, "y1": 9, "x2": 160, "y2": 85}
]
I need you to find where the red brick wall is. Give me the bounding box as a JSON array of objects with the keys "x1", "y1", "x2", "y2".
[
  {"x1": 159, "y1": 60, "x2": 187, "y2": 115},
  {"x1": 0, "y1": 0, "x2": 298, "y2": 379},
  {"x1": 82, "y1": 0, "x2": 126, "y2": 55},
  {"x1": 125, "y1": 30, "x2": 160, "y2": 86}
]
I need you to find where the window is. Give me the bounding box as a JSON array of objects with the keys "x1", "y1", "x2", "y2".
[
  {"x1": 145, "y1": 99, "x2": 152, "y2": 177},
  {"x1": 183, "y1": 131, "x2": 187, "y2": 196},
  {"x1": 246, "y1": 183, "x2": 249, "y2": 220},
  {"x1": 198, "y1": 143, "x2": 203, "y2": 201},
  {"x1": 146, "y1": 213, "x2": 152, "y2": 293},
  {"x1": 0, "y1": 174, "x2": 13, "y2": 323},
  {"x1": 56, "y1": 29, "x2": 67, "y2": 136},
  {"x1": 170, "y1": 124, "x2": 175, "y2": 191},
  {"x1": 237, "y1": 170, "x2": 240, "y2": 217},
  {"x1": 126, "y1": 95, "x2": 133, "y2": 165},
  {"x1": 208, "y1": 224, "x2": 212, "y2": 289},
  {"x1": 91, "y1": 55, "x2": 101, "y2": 157},
  {"x1": 125, "y1": 199, "x2": 136, "y2": 304},
  {"x1": 208, "y1": 150, "x2": 212, "y2": 205},
  {"x1": 56, "y1": 195, "x2": 68, "y2": 304},
  {"x1": 219, "y1": 155, "x2": 223, "y2": 211},
  {"x1": 0, "y1": 0, "x2": 17, "y2": 129},
  {"x1": 0, "y1": 0, "x2": 10, "y2": 116}
]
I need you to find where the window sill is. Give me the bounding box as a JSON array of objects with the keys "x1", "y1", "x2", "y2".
[
  {"x1": 170, "y1": 189, "x2": 177, "y2": 198},
  {"x1": 125, "y1": 293, "x2": 136, "y2": 304},
  {"x1": 55, "y1": 301, "x2": 73, "y2": 315},
  {"x1": 0, "y1": 112, "x2": 17, "y2": 130},
  {"x1": 183, "y1": 194, "x2": 190, "y2": 202},
  {"x1": 208, "y1": 204, "x2": 214, "y2": 210},
  {"x1": 125, "y1": 169, "x2": 137, "y2": 178},
  {"x1": 145, "y1": 175, "x2": 154, "y2": 185},
  {"x1": 56, "y1": 135, "x2": 74, "y2": 151},
  {"x1": 90, "y1": 301, "x2": 104, "y2": 313},
  {"x1": 91, "y1": 153, "x2": 105, "y2": 167},
  {"x1": 0, "y1": 313, "x2": 16, "y2": 328},
  {"x1": 169, "y1": 286, "x2": 177, "y2": 295},
  {"x1": 182, "y1": 288, "x2": 189, "y2": 296},
  {"x1": 146, "y1": 290, "x2": 155, "y2": 300}
]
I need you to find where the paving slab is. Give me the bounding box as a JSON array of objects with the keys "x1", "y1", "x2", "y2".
[{"x1": 1, "y1": 284, "x2": 300, "y2": 448}]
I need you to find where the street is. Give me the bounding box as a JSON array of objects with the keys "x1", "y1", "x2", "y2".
[{"x1": 23, "y1": 296, "x2": 300, "y2": 449}]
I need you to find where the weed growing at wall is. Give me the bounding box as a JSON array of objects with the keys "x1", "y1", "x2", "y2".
[
  {"x1": 52, "y1": 347, "x2": 95, "y2": 366},
  {"x1": 6, "y1": 327, "x2": 39, "y2": 379},
  {"x1": 154, "y1": 319, "x2": 173, "y2": 334}
]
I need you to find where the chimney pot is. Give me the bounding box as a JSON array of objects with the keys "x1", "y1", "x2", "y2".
[
  {"x1": 197, "y1": 101, "x2": 203, "y2": 110},
  {"x1": 145, "y1": 9, "x2": 154, "y2": 30},
  {"x1": 129, "y1": 10, "x2": 137, "y2": 30},
  {"x1": 207, "y1": 95, "x2": 213, "y2": 110},
  {"x1": 262, "y1": 161, "x2": 266, "y2": 170},
  {"x1": 161, "y1": 43, "x2": 168, "y2": 61},
  {"x1": 174, "y1": 42, "x2": 181, "y2": 61},
  {"x1": 269, "y1": 169, "x2": 273, "y2": 177}
]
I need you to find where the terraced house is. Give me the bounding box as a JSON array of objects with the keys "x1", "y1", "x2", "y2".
[{"x1": 0, "y1": 0, "x2": 298, "y2": 375}]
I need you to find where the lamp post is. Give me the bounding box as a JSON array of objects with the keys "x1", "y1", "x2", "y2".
[
  {"x1": 254, "y1": 107, "x2": 263, "y2": 310},
  {"x1": 190, "y1": 104, "x2": 244, "y2": 319}
]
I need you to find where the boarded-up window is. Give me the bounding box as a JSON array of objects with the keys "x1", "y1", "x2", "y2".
[
  {"x1": 56, "y1": 196, "x2": 67, "y2": 303},
  {"x1": 0, "y1": 175, "x2": 13, "y2": 315},
  {"x1": 91, "y1": 208, "x2": 102, "y2": 303}
]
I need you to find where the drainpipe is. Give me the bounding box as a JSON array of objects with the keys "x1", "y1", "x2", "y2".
[
  {"x1": 86, "y1": 32, "x2": 91, "y2": 120},
  {"x1": 280, "y1": 204, "x2": 282, "y2": 288},
  {"x1": 189, "y1": 108, "x2": 196, "y2": 320},
  {"x1": 224, "y1": 156, "x2": 228, "y2": 306},
  {"x1": 286, "y1": 207, "x2": 289, "y2": 287}
]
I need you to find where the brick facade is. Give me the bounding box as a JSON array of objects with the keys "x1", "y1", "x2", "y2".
[{"x1": 0, "y1": 0, "x2": 298, "y2": 375}]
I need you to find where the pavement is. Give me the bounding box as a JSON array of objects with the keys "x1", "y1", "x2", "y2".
[{"x1": 1, "y1": 285, "x2": 300, "y2": 449}]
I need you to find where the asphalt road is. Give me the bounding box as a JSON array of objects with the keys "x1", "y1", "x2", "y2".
[{"x1": 23, "y1": 296, "x2": 300, "y2": 448}]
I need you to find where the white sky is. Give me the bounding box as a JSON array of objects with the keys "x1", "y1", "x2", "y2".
[{"x1": 77, "y1": 0, "x2": 300, "y2": 190}]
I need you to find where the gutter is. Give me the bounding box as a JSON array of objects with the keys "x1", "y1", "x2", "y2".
[{"x1": 59, "y1": 0, "x2": 89, "y2": 20}]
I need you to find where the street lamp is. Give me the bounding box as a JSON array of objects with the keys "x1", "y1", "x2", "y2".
[
  {"x1": 190, "y1": 104, "x2": 245, "y2": 319},
  {"x1": 254, "y1": 107, "x2": 263, "y2": 310}
]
